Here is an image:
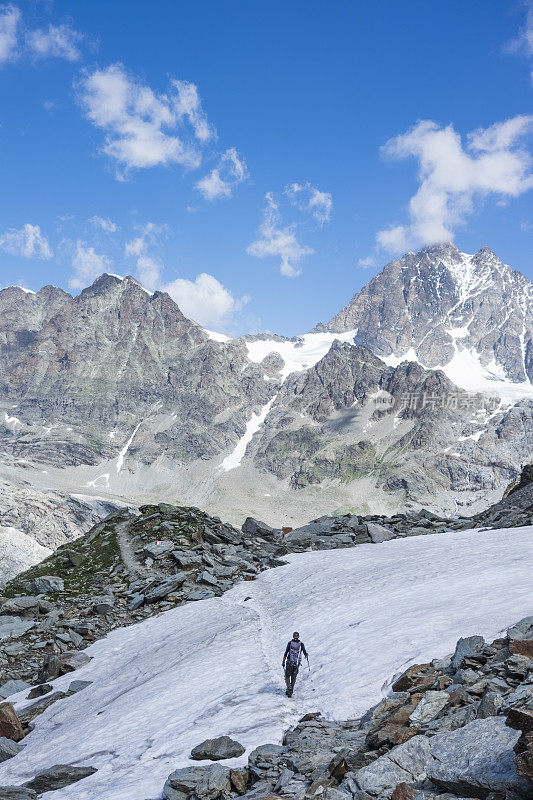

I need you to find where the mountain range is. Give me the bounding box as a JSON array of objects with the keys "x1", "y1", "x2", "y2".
[{"x1": 1, "y1": 242, "x2": 532, "y2": 572}]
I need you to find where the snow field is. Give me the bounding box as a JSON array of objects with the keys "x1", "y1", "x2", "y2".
[{"x1": 0, "y1": 525, "x2": 532, "y2": 800}]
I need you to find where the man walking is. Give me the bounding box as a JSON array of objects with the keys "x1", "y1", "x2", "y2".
[{"x1": 282, "y1": 631, "x2": 308, "y2": 697}]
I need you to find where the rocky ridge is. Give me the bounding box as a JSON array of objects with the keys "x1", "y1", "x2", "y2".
[{"x1": 1, "y1": 244, "x2": 532, "y2": 557}]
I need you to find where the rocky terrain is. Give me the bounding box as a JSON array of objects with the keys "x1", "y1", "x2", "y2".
[
  {"x1": 0, "y1": 485, "x2": 530, "y2": 798},
  {"x1": 159, "y1": 616, "x2": 533, "y2": 800}
]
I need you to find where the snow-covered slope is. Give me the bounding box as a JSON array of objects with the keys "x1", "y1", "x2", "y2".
[
  {"x1": 0, "y1": 526, "x2": 51, "y2": 584},
  {"x1": 1, "y1": 525, "x2": 532, "y2": 800}
]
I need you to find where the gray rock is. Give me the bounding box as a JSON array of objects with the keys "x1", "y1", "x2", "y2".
[
  {"x1": 476, "y1": 690, "x2": 502, "y2": 719},
  {"x1": 143, "y1": 540, "x2": 175, "y2": 559},
  {"x1": 0, "y1": 737, "x2": 22, "y2": 762},
  {"x1": 356, "y1": 736, "x2": 432, "y2": 795},
  {"x1": 191, "y1": 736, "x2": 245, "y2": 761},
  {"x1": 507, "y1": 616, "x2": 533, "y2": 641},
  {"x1": 172, "y1": 552, "x2": 203, "y2": 569},
  {"x1": 145, "y1": 574, "x2": 186, "y2": 603},
  {"x1": 0, "y1": 681, "x2": 31, "y2": 700},
  {"x1": 0, "y1": 597, "x2": 39, "y2": 615},
  {"x1": 365, "y1": 523, "x2": 394, "y2": 544},
  {"x1": 409, "y1": 690, "x2": 449, "y2": 726},
  {"x1": 92, "y1": 595, "x2": 115, "y2": 616},
  {"x1": 0, "y1": 617, "x2": 35, "y2": 641},
  {"x1": 451, "y1": 635, "x2": 485, "y2": 671},
  {"x1": 128, "y1": 593, "x2": 145, "y2": 611},
  {"x1": 197, "y1": 571, "x2": 219, "y2": 587},
  {"x1": 32, "y1": 576, "x2": 64, "y2": 594},
  {"x1": 59, "y1": 651, "x2": 91, "y2": 673},
  {"x1": 426, "y1": 716, "x2": 531, "y2": 798},
  {"x1": 0, "y1": 788, "x2": 37, "y2": 799},
  {"x1": 165, "y1": 763, "x2": 231, "y2": 800},
  {"x1": 23, "y1": 764, "x2": 97, "y2": 792},
  {"x1": 67, "y1": 680, "x2": 92, "y2": 694},
  {"x1": 241, "y1": 518, "x2": 277, "y2": 539}
]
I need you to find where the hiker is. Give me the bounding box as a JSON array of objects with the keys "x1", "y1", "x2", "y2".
[{"x1": 282, "y1": 631, "x2": 308, "y2": 697}]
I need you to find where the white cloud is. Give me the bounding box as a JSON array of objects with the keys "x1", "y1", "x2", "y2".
[
  {"x1": 162, "y1": 272, "x2": 249, "y2": 327},
  {"x1": 78, "y1": 64, "x2": 214, "y2": 176},
  {"x1": 376, "y1": 116, "x2": 533, "y2": 253},
  {"x1": 507, "y1": 2, "x2": 533, "y2": 84},
  {"x1": 196, "y1": 147, "x2": 248, "y2": 200},
  {"x1": 285, "y1": 181, "x2": 332, "y2": 224},
  {"x1": 0, "y1": 223, "x2": 52, "y2": 259},
  {"x1": 172, "y1": 80, "x2": 215, "y2": 143},
  {"x1": 124, "y1": 222, "x2": 169, "y2": 290},
  {"x1": 69, "y1": 240, "x2": 111, "y2": 288},
  {"x1": 357, "y1": 255, "x2": 377, "y2": 268},
  {"x1": 0, "y1": 5, "x2": 20, "y2": 62},
  {"x1": 90, "y1": 215, "x2": 119, "y2": 233},
  {"x1": 247, "y1": 192, "x2": 314, "y2": 277},
  {"x1": 26, "y1": 23, "x2": 83, "y2": 61}
]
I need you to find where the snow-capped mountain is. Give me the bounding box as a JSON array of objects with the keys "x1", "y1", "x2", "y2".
[
  {"x1": 314, "y1": 243, "x2": 533, "y2": 393},
  {"x1": 1, "y1": 244, "x2": 532, "y2": 562}
]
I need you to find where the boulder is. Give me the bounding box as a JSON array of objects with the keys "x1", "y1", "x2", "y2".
[
  {"x1": 128, "y1": 593, "x2": 145, "y2": 611},
  {"x1": 26, "y1": 684, "x2": 52, "y2": 700},
  {"x1": 242, "y1": 518, "x2": 278, "y2": 539},
  {"x1": 197, "y1": 571, "x2": 219, "y2": 587},
  {"x1": 172, "y1": 552, "x2": 203, "y2": 569},
  {"x1": 0, "y1": 597, "x2": 39, "y2": 615},
  {"x1": 92, "y1": 595, "x2": 115, "y2": 616},
  {"x1": 68, "y1": 680, "x2": 92, "y2": 694},
  {"x1": 23, "y1": 764, "x2": 97, "y2": 793},
  {"x1": 143, "y1": 541, "x2": 175, "y2": 559},
  {"x1": 451, "y1": 636, "x2": 485, "y2": 671},
  {"x1": 0, "y1": 703, "x2": 24, "y2": 742},
  {"x1": 0, "y1": 617, "x2": 35, "y2": 641},
  {"x1": 191, "y1": 736, "x2": 246, "y2": 761},
  {"x1": 392, "y1": 665, "x2": 432, "y2": 693},
  {"x1": 145, "y1": 574, "x2": 186, "y2": 603},
  {"x1": 32, "y1": 576, "x2": 64, "y2": 594},
  {"x1": 366, "y1": 523, "x2": 395, "y2": 543},
  {"x1": 507, "y1": 616, "x2": 533, "y2": 642},
  {"x1": 426, "y1": 716, "x2": 531, "y2": 798},
  {"x1": 0, "y1": 681, "x2": 31, "y2": 700},
  {"x1": 408, "y1": 691, "x2": 449, "y2": 726},
  {"x1": 476, "y1": 691, "x2": 502, "y2": 719},
  {"x1": 0, "y1": 736, "x2": 22, "y2": 762},
  {"x1": 229, "y1": 768, "x2": 249, "y2": 794},
  {"x1": 506, "y1": 707, "x2": 533, "y2": 780},
  {"x1": 58, "y1": 651, "x2": 91, "y2": 673},
  {"x1": 164, "y1": 763, "x2": 231, "y2": 800},
  {"x1": 356, "y1": 736, "x2": 432, "y2": 796}
]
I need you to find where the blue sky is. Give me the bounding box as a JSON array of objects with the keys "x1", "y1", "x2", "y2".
[{"x1": 0, "y1": 0, "x2": 532, "y2": 334}]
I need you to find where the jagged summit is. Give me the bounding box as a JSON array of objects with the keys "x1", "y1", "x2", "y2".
[{"x1": 313, "y1": 243, "x2": 533, "y2": 386}]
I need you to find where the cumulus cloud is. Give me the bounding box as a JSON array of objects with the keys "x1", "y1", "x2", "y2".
[
  {"x1": 69, "y1": 240, "x2": 111, "y2": 288},
  {"x1": 0, "y1": 5, "x2": 20, "y2": 62},
  {"x1": 196, "y1": 147, "x2": 248, "y2": 200},
  {"x1": 0, "y1": 6, "x2": 84, "y2": 64},
  {"x1": 247, "y1": 192, "x2": 314, "y2": 277},
  {"x1": 77, "y1": 64, "x2": 215, "y2": 177},
  {"x1": 26, "y1": 23, "x2": 83, "y2": 61},
  {"x1": 375, "y1": 116, "x2": 533, "y2": 253},
  {"x1": 285, "y1": 181, "x2": 332, "y2": 224},
  {"x1": 162, "y1": 272, "x2": 249, "y2": 328},
  {"x1": 124, "y1": 222, "x2": 169, "y2": 290},
  {"x1": 90, "y1": 215, "x2": 119, "y2": 233},
  {"x1": 0, "y1": 223, "x2": 52, "y2": 259}
]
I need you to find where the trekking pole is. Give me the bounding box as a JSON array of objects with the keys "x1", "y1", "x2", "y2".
[{"x1": 306, "y1": 655, "x2": 310, "y2": 672}]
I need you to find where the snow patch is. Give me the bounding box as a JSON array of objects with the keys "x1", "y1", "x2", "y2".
[
  {"x1": 116, "y1": 424, "x2": 142, "y2": 474},
  {"x1": 204, "y1": 329, "x2": 232, "y2": 343},
  {"x1": 245, "y1": 330, "x2": 358, "y2": 382},
  {"x1": 218, "y1": 397, "x2": 276, "y2": 472}
]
